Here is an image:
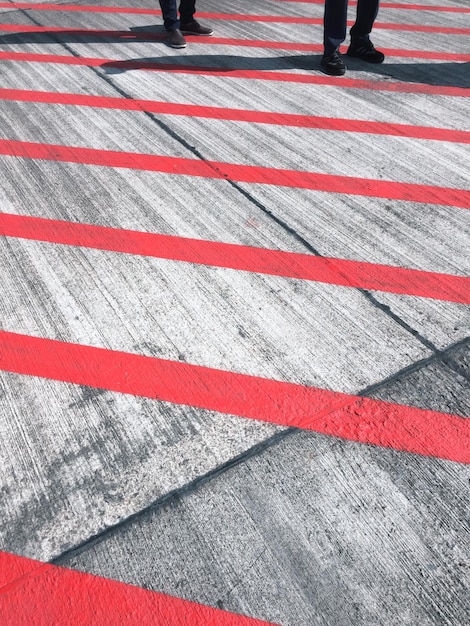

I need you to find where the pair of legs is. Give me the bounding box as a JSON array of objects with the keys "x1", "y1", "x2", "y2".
[
  {"x1": 158, "y1": 0, "x2": 196, "y2": 32},
  {"x1": 160, "y1": 0, "x2": 196, "y2": 32},
  {"x1": 324, "y1": 0, "x2": 379, "y2": 55},
  {"x1": 158, "y1": 0, "x2": 213, "y2": 47},
  {"x1": 322, "y1": 0, "x2": 383, "y2": 75}
]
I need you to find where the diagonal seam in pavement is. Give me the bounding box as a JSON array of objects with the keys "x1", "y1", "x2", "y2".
[{"x1": 48, "y1": 334, "x2": 470, "y2": 568}]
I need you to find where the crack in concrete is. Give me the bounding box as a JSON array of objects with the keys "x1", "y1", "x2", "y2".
[
  {"x1": 49, "y1": 335, "x2": 469, "y2": 567},
  {"x1": 10, "y1": 9, "x2": 452, "y2": 359},
  {"x1": 12, "y1": 8, "x2": 469, "y2": 570}
]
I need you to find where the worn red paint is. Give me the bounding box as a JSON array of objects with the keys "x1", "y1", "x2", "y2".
[
  {"x1": 1, "y1": 25, "x2": 468, "y2": 60},
  {"x1": 1, "y1": 3, "x2": 470, "y2": 32},
  {"x1": 0, "y1": 551, "x2": 275, "y2": 625},
  {"x1": 1, "y1": 140, "x2": 469, "y2": 208},
  {"x1": 0, "y1": 1, "x2": 166, "y2": 13},
  {"x1": 1, "y1": 51, "x2": 468, "y2": 98},
  {"x1": 1, "y1": 88, "x2": 469, "y2": 143},
  {"x1": 372, "y1": 0, "x2": 470, "y2": 11},
  {"x1": 0, "y1": 331, "x2": 468, "y2": 463},
  {"x1": 274, "y1": 0, "x2": 470, "y2": 12},
  {"x1": 1, "y1": 212, "x2": 468, "y2": 304}
]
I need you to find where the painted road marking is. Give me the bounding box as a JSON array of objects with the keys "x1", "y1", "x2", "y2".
[
  {"x1": 1, "y1": 1, "x2": 468, "y2": 623},
  {"x1": 1, "y1": 213, "x2": 468, "y2": 303},
  {"x1": 0, "y1": 551, "x2": 276, "y2": 625},
  {"x1": 0, "y1": 331, "x2": 468, "y2": 463},
  {"x1": 1, "y1": 51, "x2": 468, "y2": 98},
  {"x1": 1, "y1": 2, "x2": 470, "y2": 33},
  {"x1": 1, "y1": 88, "x2": 468, "y2": 143},
  {"x1": 1, "y1": 139, "x2": 468, "y2": 208},
  {"x1": 273, "y1": 0, "x2": 470, "y2": 13},
  {"x1": 1, "y1": 24, "x2": 469, "y2": 61}
]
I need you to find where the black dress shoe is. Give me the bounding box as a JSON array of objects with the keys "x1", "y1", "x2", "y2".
[
  {"x1": 347, "y1": 36, "x2": 385, "y2": 63},
  {"x1": 320, "y1": 50, "x2": 346, "y2": 76},
  {"x1": 166, "y1": 29, "x2": 186, "y2": 48},
  {"x1": 180, "y1": 19, "x2": 214, "y2": 36}
]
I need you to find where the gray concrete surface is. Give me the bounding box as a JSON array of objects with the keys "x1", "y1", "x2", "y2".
[
  {"x1": 63, "y1": 388, "x2": 470, "y2": 626},
  {"x1": 0, "y1": 0, "x2": 469, "y2": 622}
]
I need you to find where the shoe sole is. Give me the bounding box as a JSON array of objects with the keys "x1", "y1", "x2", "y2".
[
  {"x1": 180, "y1": 30, "x2": 214, "y2": 36},
  {"x1": 346, "y1": 51, "x2": 384, "y2": 63},
  {"x1": 320, "y1": 65, "x2": 346, "y2": 76}
]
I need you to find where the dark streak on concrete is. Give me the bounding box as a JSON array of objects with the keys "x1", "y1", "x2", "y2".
[
  {"x1": 13, "y1": 5, "x2": 450, "y2": 363},
  {"x1": 51, "y1": 335, "x2": 469, "y2": 567}
]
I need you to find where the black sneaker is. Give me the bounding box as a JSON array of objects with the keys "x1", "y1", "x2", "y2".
[
  {"x1": 166, "y1": 28, "x2": 186, "y2": 48},
  {"x1": 320, "y1": 50, "x2": 346, "y2": 76},
  {"x1": 347, "y1": 36, "x2": 384, "y2": 63},
  {"x1": 180, "y1": 19, "x2": 214, "y2": 36}
]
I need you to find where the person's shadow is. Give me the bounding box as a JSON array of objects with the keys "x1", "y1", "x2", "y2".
[
  {"x1": 343, "y1": 56, "x2": 470, "y2": 89},
  {"x1": 0, "y1": 26, "x2": 166, "y2": 45},
  {"x1": 1, "y1": 27, "x2": 468, "y2": 88},
  {"x1": 101, "y1": 53, "x2": 470, "y2": 89}
]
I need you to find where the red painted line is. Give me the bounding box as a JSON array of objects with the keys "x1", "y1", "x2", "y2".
[
  {"x1": 1, "y1": 3, "x2": 469, "y2": 33},
  {"x1": 0, "y1": 552, "x2": 275, "y2": 625},
  {"x1": 0, "y1": 23, "x2": 166, "y2": 40},
  {"x1": 1, "y1": 24, "x2": 469, "y2": 61},
  {"x1": 377, "y1": 1, "x2": 470, "y2": 10},
  {"x1": 1, "y1": 88, "x2": 468, "y2": 144},
  {"x1": 1, "y1": 212, "x2": 469, "y2": 304},
  {"x1": 1, "y1": 139, "x2": 469, "y2": 209},
  {"x1": 370, "y1": 20, "x2": 470, "y2": 34},
  {"x1": 375, "y1": 47, "x2": 470, "y2": 62},
  {"x1": 274, "y1": 0, "x2": 470, "y2": 12},
  {"x1": 1, "y1": 52, "x2": 469, "y2": 98},
  {"x1": 0, "y1": 331, "x2": 469, "y2": 463},
  {"x1": 0, "y1": 1, "x2": 165, "y2": 13}
]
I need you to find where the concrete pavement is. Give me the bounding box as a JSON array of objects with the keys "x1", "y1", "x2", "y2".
[{"x1": 0, "y1": 0, "x2": 469, "y2": 623}]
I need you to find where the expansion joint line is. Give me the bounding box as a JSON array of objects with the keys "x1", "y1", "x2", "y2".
[
  {"x1": 25, "y1": 14, "x2": 462, "y2": 354},
  {"x1": 14, "y1": 8, "x2": 468, "y2": 370},
  {"x1": 11, "y1": 7, "x2": 469, "y2": 566},
  {"x1": 49, "y1": 335, "x2": 470, "y2": 568}
]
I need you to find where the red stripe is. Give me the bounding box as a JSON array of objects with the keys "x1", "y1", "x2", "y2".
[
  {"x1": 1, "y1": 3, "x2": 469, "y2": 33},
  {"x1": 376, "y1": 47, "x2": 470, "y2": 62},
  {"x1": 1, "y1": 139, "x2": 469, "y2": 209},
  {"x1": 377, "y1": 1, "x2": 470, "y2": 10},
  {"x1": 2, "y1": 213, "x2": 468, "y2": 304},
  {"x1": 0, "y1": 331, "x2": 468, "y2": 463},
  {"x1": 274, "y1": 0, "x2": 470, "y2": 11},
  {"x1": 1, "y1": 52, "x2": 469, "y2": 99},
  {"x1": 0, "y1": 552, "x2": 275, "y2": 625},
  {"x1": 0, "y1": 1, "x2": 166, "y2": 13},
  {"x1": 1, "y1": 24, "x2": 468, "y2": 61},
  {"x1": 370, "y1": 20, "x2": 469, "y2": 34},
  {"x1": 1, "y1": 88, "x2": 468, "y2": 144}
]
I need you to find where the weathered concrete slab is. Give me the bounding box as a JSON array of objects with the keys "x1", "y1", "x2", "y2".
[
  {"x1": 0, "y1": 368, "x2": 280, "y2": 560},
  {"x1": 61, "y1": 348, "x2": 470, "y2": 626},
  {"x1": 0, "y1": 0, "x2": 468, "y2": 621},
  {"x1": 0, "y1": 235, "x2": 432, "y2": 386},
  {"x1": 1, "y1": 229, "x2": 438, "y2": 560}
]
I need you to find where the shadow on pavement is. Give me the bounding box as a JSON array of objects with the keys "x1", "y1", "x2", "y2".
[
  {"x1": 1, "y1": 28, "x2": 468, "y2": 88},
  {"x1": 0, "y1": 28, "x2": 165, "y2": 45},
  {"x1": 344, "y1": 57, "x2": 470, "y2": 89},
  {"x1": 101, "y1": 54, "x2": 470, "y2": 88}
]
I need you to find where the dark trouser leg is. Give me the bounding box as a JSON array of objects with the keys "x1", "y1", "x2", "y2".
[
  {"x1": 323, "y1": 0, "x2": 348, "y2": 54},
  {"x1": 179, "y1": 0, "x2": 196, "y2": 24},
  {"x1": 350, "y1": 0, "x2": 379, "y2": 39},
  {"x1": 159, "y1": 0, "x2": 179, "y2": 31}
]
